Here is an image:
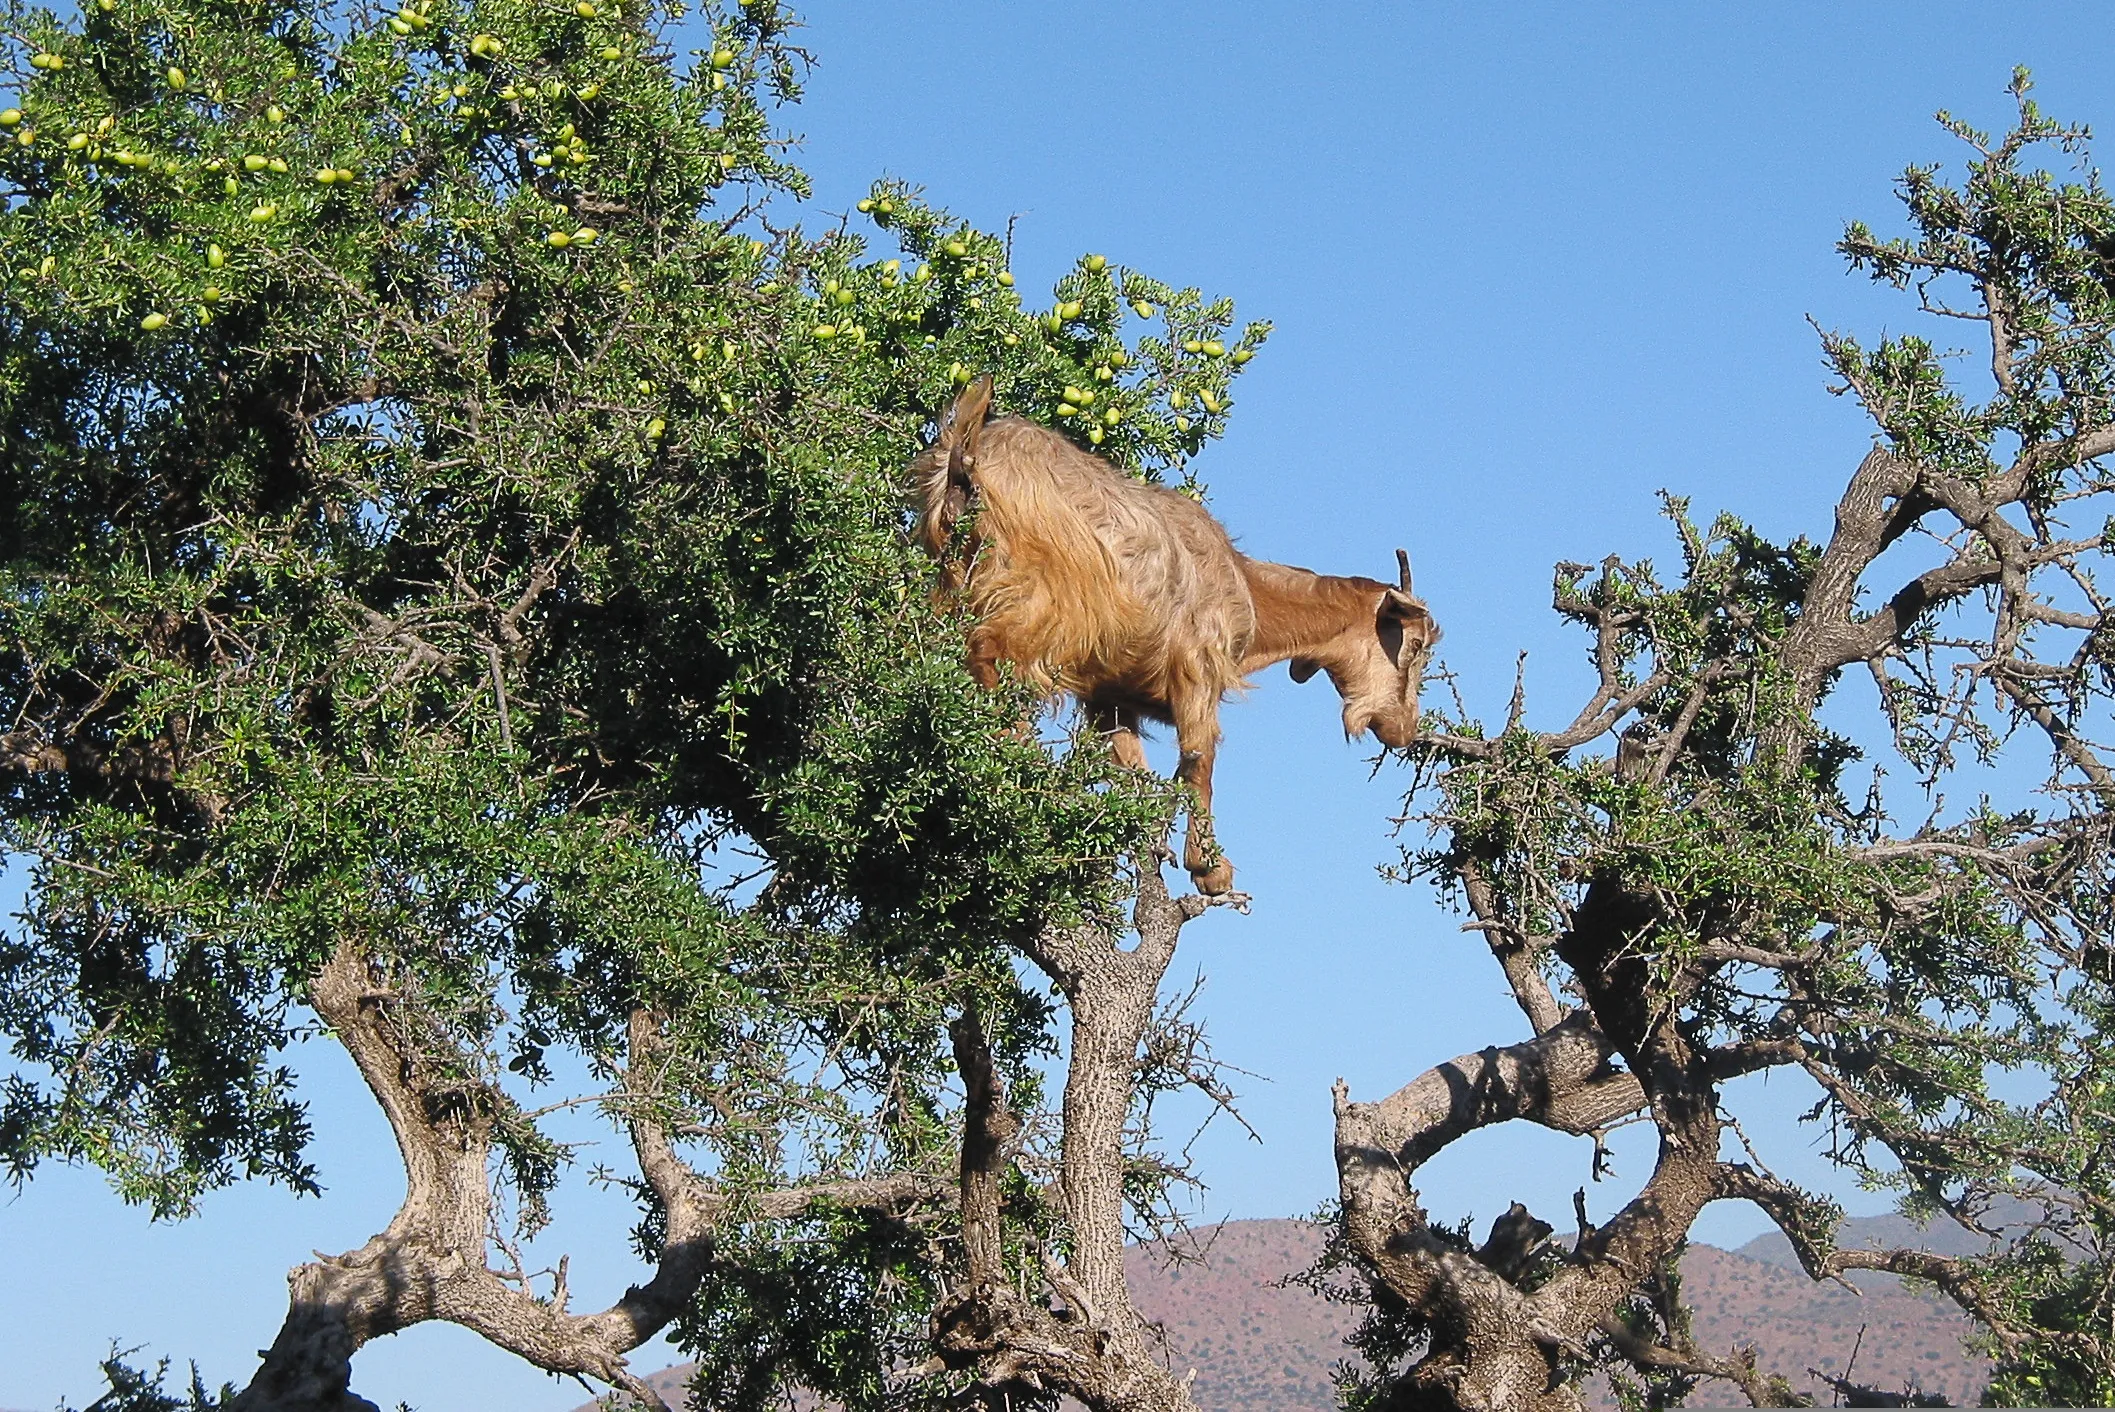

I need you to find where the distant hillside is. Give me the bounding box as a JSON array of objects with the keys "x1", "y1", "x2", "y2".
[
  {"x1": 1124, "y1": 1218, "x2": 1351, "y2": 1412},
  {"x1": 581, "y1": 1214, "x2": 1991, "y2": 1411}
]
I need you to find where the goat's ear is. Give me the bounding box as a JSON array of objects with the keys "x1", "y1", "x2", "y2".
[
  {"x1": 961, "y1": 377, "x2": 992, "y2": 462},
  {"x1": 1380, "y1": 588, "x2": 1427, "y2": 624},
  {"x1": 1289, "y1": 658, "x2": 1322, "y2": 684}
]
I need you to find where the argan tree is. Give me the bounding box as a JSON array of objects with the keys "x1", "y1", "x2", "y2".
[
  {"x1": 0, "y1": 0, "x2": 1263, "y2": 1407},
  {"x1": 1327, "y1": 74, "x2": 2115, "y2": 1411}
]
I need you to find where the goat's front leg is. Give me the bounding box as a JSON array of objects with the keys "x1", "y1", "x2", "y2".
[{"x1": 1172, "y1": 697, "x2": 1232, "y2": 895}]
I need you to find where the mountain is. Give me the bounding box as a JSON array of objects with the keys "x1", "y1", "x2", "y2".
[{"x1": 580, "y1": 1215, "x2": 1991, "y2": 1410}]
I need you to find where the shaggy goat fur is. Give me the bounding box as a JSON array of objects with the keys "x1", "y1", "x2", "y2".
[{"x1": 911, "y1": 376, "x2": 1436, "y2": 894}]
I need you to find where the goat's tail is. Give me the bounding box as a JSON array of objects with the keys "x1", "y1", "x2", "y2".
[{"x1": 911, "y1": 375, "x2": 995, "y2": 561}]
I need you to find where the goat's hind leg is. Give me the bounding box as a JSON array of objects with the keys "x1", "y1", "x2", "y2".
[
  {"x1": 1089, "y1": 694, "x2": 1231, "y2": 896},
  {"x1": 1086, "y1": 700, "x2": 1150, "y2": 772},
  {"x1": 967, "y1": 628, "x2": 1050, "y2": 744}
]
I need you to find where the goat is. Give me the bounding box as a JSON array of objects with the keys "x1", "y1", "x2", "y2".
[{"x1": 910, "y1": 375, "x2": 1438, "y2": 894}]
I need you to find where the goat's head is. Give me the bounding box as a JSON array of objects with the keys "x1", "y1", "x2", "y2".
[{"x1": 1290, "y1": 549, "x2": 1439, "y2": 750}]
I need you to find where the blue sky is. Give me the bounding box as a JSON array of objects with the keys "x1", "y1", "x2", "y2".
[{"x1": 8, "y1": 3, "x2": 2115, "y2": 1409}]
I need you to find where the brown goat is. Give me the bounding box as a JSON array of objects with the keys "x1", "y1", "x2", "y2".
[{"x1": 911, "y1": 376, "x2": 1438, "y2": 894}]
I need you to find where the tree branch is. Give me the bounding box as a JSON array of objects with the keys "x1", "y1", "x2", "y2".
[
  {"x1": 947, "y1": 1010, "x2": 1017, "y2": 1284},
  {"x1": 1460, "y1": 862, "x2": 1566, "y2": 1034},
  {"x1": 1597, "y1": 1314, "x2": 1804, "y2": 1407},
  {"x1": 230, "y1": 943, "x2": 945, "y2": 1412},
  {"x1": 1713, "y1": 1163, "x2": 2024, "y2": 1355},
  {"x1": 1781, "y1": 446, "x2": 1921, "y2": 703}
]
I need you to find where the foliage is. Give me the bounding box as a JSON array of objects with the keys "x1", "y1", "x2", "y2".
[
  {"x1": 673, "y1": 1205, "x2": 948, "y2": 1412},
  {"x1": 0, "y1": 0, "x2": 1263, "y2": 1403},
  {"x1": 60, "y1": 1349, "x2": 231, "y2": 1412}
]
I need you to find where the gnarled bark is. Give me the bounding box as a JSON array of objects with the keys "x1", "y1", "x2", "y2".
[{"x1": 1334, "y1": 1009, "x2": 1654, "y2": 1412}]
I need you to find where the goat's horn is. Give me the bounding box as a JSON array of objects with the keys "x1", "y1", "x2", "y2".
[{"x1": 1395, "y1": 548, "x2": 1413, "y2": 594}]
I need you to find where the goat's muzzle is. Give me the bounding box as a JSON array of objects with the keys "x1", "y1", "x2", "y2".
[{"x1": 1355, "y1": 707, "x2": 1421, "y2": 751}]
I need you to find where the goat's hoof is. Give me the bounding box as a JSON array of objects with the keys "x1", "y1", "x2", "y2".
[{"x1": 1190, "y1": 861, "x2": 1236, "y2": 896}]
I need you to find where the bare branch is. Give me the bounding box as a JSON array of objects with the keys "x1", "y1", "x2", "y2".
[
  {"x1": 1597, "y1": 1314, "x2": 1804, "y2": 1408},
  {"x1": 1991, "y1": 669, "x2": 2115, "y2": 796},
  {"x1": 1779, "y1": 446, "x2": 1920, "y2": 703},
  {"x1": 1460, "y1": 862, "x2": 1566, "y2": 1034},
  {"x1": 948, "y1": 1010, "x2": 1017, "y2": 1282},
  {"x1": 1713, "y1": 1163, "x2": 2024, "y2": 1354},
  {"x1": 1337, "y1": 1012, "x2": 1644, "y2": 1179}
]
